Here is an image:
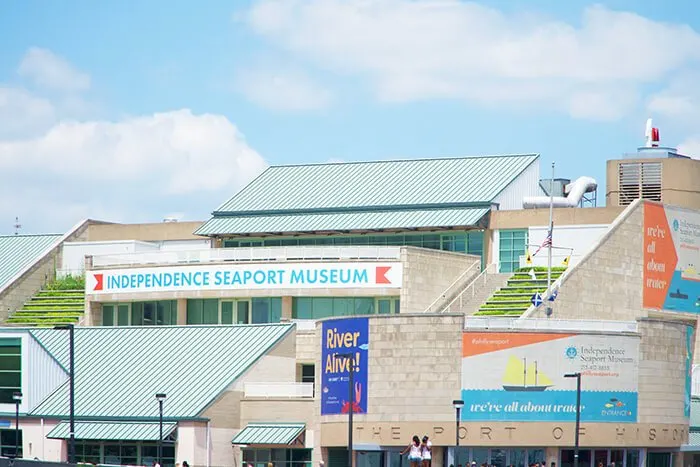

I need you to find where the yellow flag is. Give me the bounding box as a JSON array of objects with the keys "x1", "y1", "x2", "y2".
[
  {"x1": 525, "y1": 251, "x2": 533, "y2": 265},
  {"x1": 562, "y1": 255, "x2": 570, "y2": 267}
]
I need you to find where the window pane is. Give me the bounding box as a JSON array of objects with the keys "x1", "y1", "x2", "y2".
[
  {"x1": 221, "y1": 302, "x2": 234, "y2": 324},
  {"x1": 355, "y1": 298, "x2": 374, "y2": 315},
  {"x1": 301, "y1": 364, "x2": 315, "y2": 383},
  {"x1": 143, "y1": 302, "x2": 156, "y2": 325},
  {"x1": 203, "y1": 299, "x2": 219, "y2": 324},
  {"x1": 187, "y1": 299, "x2": 203, "y2": 325},
  {"x1": 528, "y1": 449, "x2": 545, "y2": 465},
  {"x1": 270, "y1": 298, "x2": 281, "y2": 323},
  {"x1": 102, "y1": 305, "x2": 114, "y2": 326},
  {"x1": 252, "y1": 298, "x2": 270, "y2": 324},
  {"x1": 626, "y1": 450, "x2": 640, "y2": 467},
  {"x1": 293, "y1": 298, "x2": 313, "y2": 320},
  {"x1": 508, "y1": 449, "x2": 526, "y2": 467},
  {"x1": 131, "y1": 302, "x2": 144, "y2": 326},
  {"x1": 313, "y1": 298, "x2": 333, "y2": 319},
  {"x1": 0, "y1": 357, "x2": 20, "y2": 371},
  {"x1": 117, "y1": 305, "x2": 129, "y2": 325},
  {"x1": 378, "y1": 299, "x2": 391, "y2": 315},
  {"x1": 237, "y1": 301, "x2": 249, "y2": 324},
  {"x1": 333, "y1": 298, "x2": 352, "y2": 317},
  {"x1": 156, "y1": 301, "x2": 170, "y2": 325}
]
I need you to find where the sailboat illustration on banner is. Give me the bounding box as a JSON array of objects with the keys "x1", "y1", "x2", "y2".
[{"x1": 502, "y1": 356, "x2": 553, "y2": 392}]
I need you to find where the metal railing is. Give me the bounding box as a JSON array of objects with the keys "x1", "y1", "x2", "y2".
[
  {"x1": 244, "y1": 382, "x2": 314, "y2": 398},
  {"x1": 424, "y1": 261, "x2": 482, "y2": 313},
  {"x1": 91, "y1": 246, "x2": 403, "y2": 268},
  {"x1": 440, "y1": 263, "x2": 497, "y2": 313},
  {"x1": 464, "y1": 316, "x2": 638, "y2": 333}
]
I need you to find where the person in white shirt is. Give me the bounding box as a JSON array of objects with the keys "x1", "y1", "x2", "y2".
[
  {"x1": 421, "y1": 435, "x2": 432, "y2": 467},
  {"x1": 401, "y1": 435, "x2": 423, "y2": 467}
]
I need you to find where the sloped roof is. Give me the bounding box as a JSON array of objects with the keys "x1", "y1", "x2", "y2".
[
  {"x1": 0, "y1": 234, "x2": 62, "y2": 290},
  {"x1": 232, "y1": 423, "x2": 305, "y2": 445},
  {"x1": 29, "y1": 324, "x2": 293, "y2": 420},
  {"x1": 197, "y1": 155, "x2": 537, "y2": 236}
]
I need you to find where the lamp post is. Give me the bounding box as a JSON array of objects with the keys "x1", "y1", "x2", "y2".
[
  {"x1": 337, "y1": 353, "x2": 354, "y2": 467},
  {"x1": 453, "y1": 400, "x2": 464, "y2": 467},
  {"x1": 12, "y1": 392, "x2": 22, "y2": 458},
  {"x1": 564, "y1": 373, "x2": 582, "y2": 467},
  {"x1": 54, "y1": 324, "x2": 75, "y2": 464},
  {"x1": 156, "y1": 393, "x2": 167, "y2": 466}
]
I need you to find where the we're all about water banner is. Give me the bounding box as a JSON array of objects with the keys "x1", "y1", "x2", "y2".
[{"x1": 461, "y1": 332, "x2": 639, "y2": 423}]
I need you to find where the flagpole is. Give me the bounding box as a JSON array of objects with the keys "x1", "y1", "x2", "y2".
[{"x1": 547, "y1": 161, "x2": 555, "y2": 313}]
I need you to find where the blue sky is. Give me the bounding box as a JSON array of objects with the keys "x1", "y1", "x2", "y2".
[{"x1": 1, "y1": 0, "x2": 700, "y2": 234}]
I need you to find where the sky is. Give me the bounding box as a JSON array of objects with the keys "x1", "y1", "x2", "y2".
[{"x1": 2, "y1": 0, "x2": 700, "y2": 235}]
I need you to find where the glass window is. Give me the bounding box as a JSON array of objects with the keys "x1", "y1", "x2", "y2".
[
  {"x1": 221, "y1": 301, "x2": 234, "y2": 324},
  {"x1": 156, "y1": 301, "x2": 176, "y2": 325},
  {"x1": 76, "y1": 441, "x2": 175, "y2": 467},
  {"x1": 117, "y1": 305, "x2": 129, "y2": 326},
  {"x1": 0, "y1": 429, "x2": 22, "y2": 458},
  {"x1": 499, "y1": 229, "x2": 528, "y2": 273},
  {"x1": 293, "y1": 298, "x2": 314, "y2": 320},
  {"x1": 377, "y1": 299, "x2": 392, "y2": 315},
  {"x1": 131, "y1": 302, "x2": 144, "y2": 325},
  {"x1": 508, "y1": 449, "x2": 526, "y2": 467},
  {"x1": 491, "y1": 449, "x2": 506, "y2": 467},
  {"x1": 251, "y1": 298, "x2": 282, "y2": 324},
  {"x1": 472, "y1": 448, "x2": 489, "y2": 465},
  {"x1": 102, "y1": 305, "x2": 114, "y2": 326},
  {"x1": 242, "y1": 448, "x2": 311, "y2": 467},
  {"x1": 610, "y1": 450, "x2": 624, "y2": 467},
  {"x1": 237, "y1": 301, "x2": 250, "y2": 324},
  {"x1": 626, "y1": 450, "x2": 640, "y2": 467},
  {"x1": 187, "y1": 299, "x2": 219, "y2": 324},
  {"x1": 354, "y1": 298, "x2": 374, "y2": 315},
  {"x1": 0, "y1": 339, "x2": 21, "y2": 404},
  {"x1": 528, "y1": 449, "x2": 545, "y2": 465},
  {"x1": 143, "y1": 302, "x2": 156, "y2": 325}
]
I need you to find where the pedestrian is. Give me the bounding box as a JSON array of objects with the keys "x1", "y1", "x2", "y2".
[
  {"x1": 401, "y1": 435, "x2": 423, "y2": 467},
  {"x1": 420, "y1": 435, "x2": 432, "y2": 467}
]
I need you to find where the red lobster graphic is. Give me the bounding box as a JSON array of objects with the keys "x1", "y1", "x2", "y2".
[{"x1": 341, "y1": 382, "x2": 363, "y2": 414}]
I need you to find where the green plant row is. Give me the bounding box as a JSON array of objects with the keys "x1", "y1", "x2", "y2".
[
  {"x1": 487, "y1": 295, "x2": 532, "y2": 303},
  {"x1": 22, "y1": 306, "x2": 84, "y2": 312},
  {"x1": 506, "y1": 281, "x2": 554, "y2": 287},
  {"x1": 36, "y1": 293, "x2": 85, "y2": 299},
  {"x1": 515, "y1": 266, "x2": 566, "y2": 273},
  {"x1": 474, "y1": 310, "x2": 525, "y2": 316},
  {"x1": 45, "y1": 274, "x2": 85, "y2": 291},
  {"x1": 25, "y1": 300, "x2": 85, "y2": 306},
  {"x1": 13, "y1": 311, "x2": 84, "y2": 317},
  {"x1": 511, "y1": 273, "x2": 563, "y2": 280},
  {"x1": 494, "y1": 288, "x2": 546, "y2": 294},
  {"x1": 7, "y1": 318, "x2": 80, "y2": 325}
]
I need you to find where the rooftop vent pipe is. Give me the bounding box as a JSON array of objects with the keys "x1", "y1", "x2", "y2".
[{"x1": 523, "y1": 176, "x2": 597, "y2": 209}]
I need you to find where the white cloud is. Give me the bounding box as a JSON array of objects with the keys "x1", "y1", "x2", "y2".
[
  {"x1": 0, "y1": 48, "x2": 269, "y2": 234},
  {"x1": 678, "y1": 138, "x2": 700, "y2": 159},
  {"x1": 236, "y1": 67, "x2": 332, "y2": 111},
  {"x1": 244, "y1": 0, "x2": 700, "y2": 120},
  {"x1": 18, "y1": 47, "x2": 91, "y2": 92}
]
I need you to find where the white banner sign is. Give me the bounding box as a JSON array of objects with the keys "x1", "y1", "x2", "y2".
[{"x1": 86, "y1": 262, "x2": 403, "y2": 295}]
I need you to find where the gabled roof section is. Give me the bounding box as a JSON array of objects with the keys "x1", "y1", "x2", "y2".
[
  {"x1": 47, "y1": 421, "x2": 177, "y2": 441},
  {"x1": 232, "y1": 423, "x2": 305, "y2": 445},
  {"x1": 29, "y1": 324, "x2": 293, "y2": 419},
  {"x1": 196, "y1": 155, "x2": 537, "y2": 236},
  {"x1": 213, "y1": 155, "x2": 538, "y2": 215},
  {"x1": 0, "y1": 234, "x2": 62, "y2": 290}
]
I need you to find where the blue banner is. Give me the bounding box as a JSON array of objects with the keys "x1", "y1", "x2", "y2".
[
  {"x1": 461, "y1": 389, "x2": 637, "y2": 422},
  {"x1": 321, "y1": 317, "x2": 369, "y2": 415}
]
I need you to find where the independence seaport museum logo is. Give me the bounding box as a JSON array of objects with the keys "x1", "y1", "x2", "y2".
[{"x1": 87, "y1": 262, "x2": 403, "y2": 294}]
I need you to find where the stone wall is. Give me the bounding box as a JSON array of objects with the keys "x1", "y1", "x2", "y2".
[
  {"x1": 400, "y1": 248, "x2": 481, "y2": 313},
  {"x1": 637, "y1": 318, "x2": 690, "y2": 426},
  {"x1": 530, "y1": 201, "x2": 644, "y2": 320}
]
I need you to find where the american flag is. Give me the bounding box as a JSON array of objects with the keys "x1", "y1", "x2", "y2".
[{"x1": 533, "y1": 229, "x2": 552, "y2": 256}]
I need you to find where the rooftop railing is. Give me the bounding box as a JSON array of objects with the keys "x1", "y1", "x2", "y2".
[
  {"x1": 464, "y1": 317, "x2": 638, "y2": 333},
  {"x1": 91, "y1": 246, "x2": 402, "y2": 269}
]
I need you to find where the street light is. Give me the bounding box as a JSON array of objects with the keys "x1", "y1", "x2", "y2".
[
  {"x1": 54, "y1": 324, "x2": 75, "y2": 464},
  {"x1": 564, "y1": 373, "x2": 582, "y2": 467},
  {"x1": 156, "y1": 393, "x2": 167, "y2": 466},
  {"x1": 453, "y1": 400, "x2": 464, "y2": 467},
  {"x1": 337, "y1": 353, "x2": 355, "y2": 467},
  {"x1": 12, "y1": 392, "x2": 22, "y2": 458}
]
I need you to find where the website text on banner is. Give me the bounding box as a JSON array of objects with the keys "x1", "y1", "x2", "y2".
[
  {"x1": 643, "y1": 202, "x2": 700, "y2": 313},
  {"x1": 321, "y1": 317, "x2": 369, "y2": 415},
  {"x1": 461, "y1": 332, "x2": 639, "y2": 423},
  {"x1": 86, "y1": 262, "x2": 402, "y2": 294}
]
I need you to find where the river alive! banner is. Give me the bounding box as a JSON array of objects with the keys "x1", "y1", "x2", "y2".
[
  {"x1": 462, "y1": 332, "x2": 639, "y2": 423},
  {"x1": 643, "y1": 202, "x2": 700, "y2": 313},
  {"x1": 321, "y1": 317, "x2": 369, "y2": 415}
]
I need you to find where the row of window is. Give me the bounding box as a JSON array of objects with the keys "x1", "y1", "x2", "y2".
[
  {"x1": 243, "y1": 448, "x2": 311, "y2": 467},
  {"x1": 498, "y1": 229, "x2": 528, "y2": 273},
  {"x1": 75, "y1": 441, "x2": 175, "y2": 467},
  {"x1": 223, "y1": 231, "x2": 484, "y2": 256},
  {"x1": 0, "y1": 339, "x2": 21, "y2": 404},
  {"x1": 102, "y1": 297, "x2": 400, "y2": 326}
]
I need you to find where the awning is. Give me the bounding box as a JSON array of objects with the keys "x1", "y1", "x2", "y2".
[
  {"x1": 232, "y1": 423, "x2": 305, "y2": 445},
  {"x1": 47, "y1": 421, "x2": 177, "y2": 441}
]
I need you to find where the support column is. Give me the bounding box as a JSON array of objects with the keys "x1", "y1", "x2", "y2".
[
  {"x1": 282, "y1": 296, "x2": 293, "y2": 321},
  {"x1": 177, "y1": 298, "x2": 188, "y2": 325}
]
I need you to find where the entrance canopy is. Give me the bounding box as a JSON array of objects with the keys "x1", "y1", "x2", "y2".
[
  {"x1": 47, "y1": 421, "x2": 177, "y2": 441},
  {"x1": 232, "y1": 423, "x2": 305, "y2": 446}
]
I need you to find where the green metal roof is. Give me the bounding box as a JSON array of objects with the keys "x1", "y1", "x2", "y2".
[
  {"x1": 212, "y1": 155, "x2": 538, "y2": 214},
  {"x1": 232, "y1": 423, "x2": 305, "y2": 445},
  {"x1": 47, "y1": 421, "x2": 177, "y2": 441},
  {"x1": 196, "y1": 207, "x2": 490, "y2": 236},
  {"x1": 29, "y1": 324, "x2": 294, "y2": 419},
  {"x1": 0, "y1": 234, "x2": 62, "y2": 290}
]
